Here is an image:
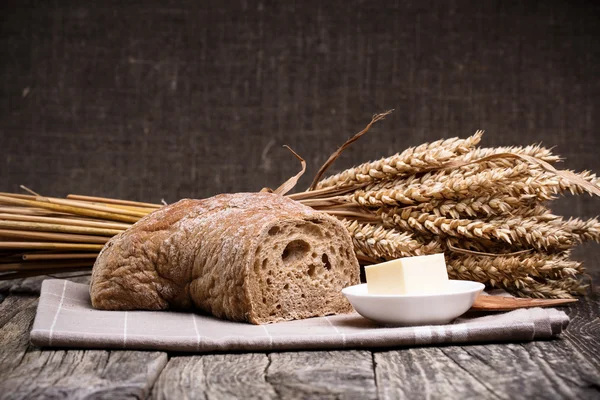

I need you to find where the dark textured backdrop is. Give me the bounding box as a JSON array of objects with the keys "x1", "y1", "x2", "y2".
[{"x1": 1, "y1": 0, "x2": 599, "y2": 220}]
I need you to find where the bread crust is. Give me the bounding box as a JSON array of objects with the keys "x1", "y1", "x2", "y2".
[{"x1": 90, "y1": 192, "x2": 360, "y2": 324}]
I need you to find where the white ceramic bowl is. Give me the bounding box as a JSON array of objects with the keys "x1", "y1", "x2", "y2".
[{"x1": 342, "y1": 280, "x2": 485, "y2": 326}]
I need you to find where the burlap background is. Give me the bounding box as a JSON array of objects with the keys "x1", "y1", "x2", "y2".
[{"x1": 1, "y1": 0, "x2": 598, "y2": 220}]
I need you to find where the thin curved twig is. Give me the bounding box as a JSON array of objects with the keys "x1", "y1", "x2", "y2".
[{"x1": 308, "y1": 110, "x2": 393, "y2": 191}]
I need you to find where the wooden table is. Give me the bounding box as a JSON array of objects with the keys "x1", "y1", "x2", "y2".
[{"x1": 1, "y1": 253, "x2": 599, "y2": 399}]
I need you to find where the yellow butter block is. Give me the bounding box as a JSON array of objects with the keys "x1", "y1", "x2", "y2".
[{"x1": 365, "y1": 253, "x2": 449, "y2": 295}]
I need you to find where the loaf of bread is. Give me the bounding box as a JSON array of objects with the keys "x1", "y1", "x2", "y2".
[{"x1": 90, "y1": 192, "x2": 360, "y2": 324}]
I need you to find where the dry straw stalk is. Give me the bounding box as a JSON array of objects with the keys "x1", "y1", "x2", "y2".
[{"x1": 315, "y1": 131, "x2": 484, "y2": 189}]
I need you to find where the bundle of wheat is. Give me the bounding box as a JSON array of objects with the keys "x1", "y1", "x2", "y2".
[
  {"x1": 0, "y1": 193, "x2": 159, "y2": 280},
  {"x1": 1, "y1": 111, "x2": 598, "y2": 298},
  {"x1": 288, "y1": 112, "x2": 600, "y2": 298}
]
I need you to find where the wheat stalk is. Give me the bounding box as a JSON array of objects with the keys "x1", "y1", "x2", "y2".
[
  {"x1": 315, "y1": 131, "x2": 483, "y2": 189},
  {"x1": 380, "y1": 210, "x2": 582, "y2": 251},
  {"x1": 447, "y1": 254, "x2": 535, "y2": 287},
  {"x1": 493, "y1": 215, "x2": 600, "y2": 248},
  {"x1": 341, "y1": 220, "x2": 442, "y2": 261},
  {"x1": 499, "y1": 169, "x2": 600, "y2": 199},
  {"x1": 401, "y1": 194, "x2": 549, "y2": 219},
  {"x1": 447, "y1": 262, "x2": 586, "y2": 299},
  {"x1": 459, "y1": 144, "x2": 561, "y2": 164},
  {"x1": 447, "y1": 247, "x2": 587, "y2": 299},
  {"x1": 352, "y1": 167, "x2": 599, "y2": 211},
  {"x1": 443, "y1": 236, "x2": 513, "y2": 254},
  {"x1": 543, "y1": 216, "x2": 600, "y2": 242},
  {"x1": 509, "y1": 277, "x2": 588, "y2": 299},
  {"x1": 317, "y1": 140, "x2": 558, "y2": 192},
  {"x1": 353, "y1": 164, "x2": 531, "y2": 207},
  {"x1": 447, "y1": 252, "x2": 581, "y2": 284}
]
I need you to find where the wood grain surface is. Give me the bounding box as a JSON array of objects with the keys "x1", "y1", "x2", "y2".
[
  {"x1": 0, "y1": 296, "x2": 38, "y2": 376},
  {"x1": 374, "y1": 347, "x2": 499, "y2": 399},
  {"x1": 0, "y1": 294, "x2": 167, "y2": 400},
  {"x1": 563, "y1": 296, "x2": 600, "y2": 371},
  {"x1": 440, "y1": 342, "x2": 600, "y2": 400},
  {"x1": 153, "y1": 354, "x2": 276, "y2": 400},
  {"x1": 266, "y1": 351, "x2": 378, "y2": 400}
]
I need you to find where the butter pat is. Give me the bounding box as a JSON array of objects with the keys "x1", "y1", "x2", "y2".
[{"x1": 365, "y1": 253, "x2": 449, "y2": 295}]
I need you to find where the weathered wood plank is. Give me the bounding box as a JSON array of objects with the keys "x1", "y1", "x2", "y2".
[
  {"x1": 0, "y1": 295, "x2": 38, "y2": 376},
  {"x1": 377, "y1": 340, "x2": 600, "y2": 400},
  {"x1": 152, "y1": 353, "x2": 276, "y2": 400},
  {"x1": 0, "y1": 350, "x2": 167, "y2": 400},
  {"x1": 374, "y1": 347, "x2": 499, "y2": 399},
  {"x1": 436, "y1": 341, "x2": 600, "y2": 400},
  {"x1": 563, "y1": 296, "x2": 600, "y2": 371},
  {"x1": 266, "y1": 351, "x2": 377, "y2": 399},
  {"x1": 0, "y1": 275, "x2": 91, "y2": 295},
  {"x1": 519, "y1": 340, "x2": 600, "y2": 399},
  {"x1": 0, "y1": 293, "x2": 168, "y2": 400},
  {"x1": 0, "y1": 276, "x2": 50, "y2": 295},
  {"x1": 0, "y1": 295, "x2": 38, "y2": 330}
]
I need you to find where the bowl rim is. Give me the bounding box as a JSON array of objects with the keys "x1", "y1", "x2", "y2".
[{"x1": 341, "y1": 280, "x2": 485, "y2": 299}]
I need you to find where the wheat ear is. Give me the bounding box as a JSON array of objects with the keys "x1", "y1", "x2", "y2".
[
  {"x1": 315, "y1": 131, "x2": 483, "y2": 189},
  {"x1": 353, "y1": 164, "x2": 531, "y2": 207},
  {"x1": 446, "y1": 252, "x2": 582, "y2": 286},
  {"x1": 459, "y1": 144, "x2": 561, "y2": 164},
  {"x1": 381, "y1": 210, "x2": 578, "y2": 250},
  {"x1": 341, "y1": 219, "x2": 442, "y2": 261},
  {"x1": 406, "y1": 194, "x2": 546, "y2": 219},
  {"x1": 507, "y1": 277, "x2": 588, "y2": 299}
]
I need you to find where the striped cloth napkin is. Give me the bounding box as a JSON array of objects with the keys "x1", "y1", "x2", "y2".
[{"x1": 30, "y1": 279, "x2": 569, "y2": 352}]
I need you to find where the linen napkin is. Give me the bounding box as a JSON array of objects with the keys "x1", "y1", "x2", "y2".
[{"x1": 30, "y1": 279, "x2": 569, "y2": 352}]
